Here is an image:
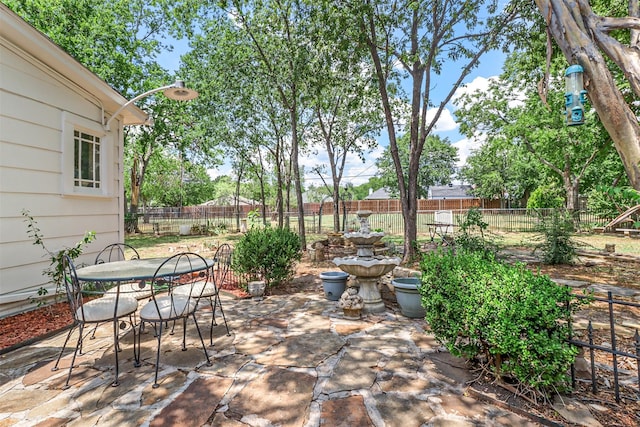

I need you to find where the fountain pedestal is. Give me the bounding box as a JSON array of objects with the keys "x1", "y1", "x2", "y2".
[
  {"x1": 332, "y1": 210, "x2": 401, "y2": 314},
  {"x1": 355, "y1": 276, "x2": 386, "y2": 313}
]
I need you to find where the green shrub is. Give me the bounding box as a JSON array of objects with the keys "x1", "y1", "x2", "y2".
[
  {"x1": 232, "y1": 227, "x2": 302, "y2": 288},
  {"x1": 454, "y1": 207, "x2": 499, "y2": 255},
  {"x1": 420, "y1": 249, "x2": 585, "y2": 394},
  {"x1": 527, "y1": 183, "x2": 565, "y2": 210},
  {"x1": 533, "y1": 209, "x2": 581, "y2": 265}
]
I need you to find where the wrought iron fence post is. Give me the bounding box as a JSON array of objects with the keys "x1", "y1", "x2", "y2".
[
  {"x1": 635, "y1": 329, "x2": 640, "y2": 400},
  {"x1": 607, "y1": 291, "x2": 621, "y2": 402},
  {"x1": 588, "y1": 321, "x2": 597, "y2": 394}
]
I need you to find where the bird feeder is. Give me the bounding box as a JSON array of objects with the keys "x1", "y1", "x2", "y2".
[{"x1": 564, "y1": 65, "x2": 587, "y2": 126}]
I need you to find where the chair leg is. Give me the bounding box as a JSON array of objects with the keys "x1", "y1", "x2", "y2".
[
  {"x1": 191, "y1": 313, "x2": 211, "y2": 365},
  {"x1": 206, "y1": 297, "x2": 215, "y2": 347},
  {"x1": 112, "y1": 318, "x2": 120, "y2": 387},
  {"x1": 63, "y1": 323, "x2": 85, "y2": 389},
  {"x1": 152, "y1": 321, "x2": 164, "y2": 389},
  {"x1": 134, "y1": 319, "x2": 141, "y2": 368},
  {"x1": 208, "y1": 297, "x2": 218, "y2": 326},
  {"x1": 52, "y1": 323, "x2": 77, "y2": 372},
  {"x1": 90, "y1": 323, "x2": 99, "y2": 340},
  {"x1": 181, "y1": 317, "x2": 187, "y2": 351},
  {"x1": 214, "y1": 293, "x2": 231, "y2": 337}
]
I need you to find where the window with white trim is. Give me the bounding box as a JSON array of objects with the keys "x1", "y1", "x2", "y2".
[
  {"x1": 73, "y1": 130, "x2": 101, "y2": 188},
  {"x1": 62, "y1": 111, "x2": 111, "y2": 196}
]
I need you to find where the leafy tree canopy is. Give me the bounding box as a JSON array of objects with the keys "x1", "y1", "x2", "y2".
[{"x1": 376, "y1": 134, "x2": 458, "y2": 199}]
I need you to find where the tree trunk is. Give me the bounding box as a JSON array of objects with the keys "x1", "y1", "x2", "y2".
[
  {"x1": 535, "y1": 0, "x2": 640, "y2": 190},
  {"x1": 234, "y1": 164, "x2": 244, "y2": 232},
  {"x1": 274, "y1": 141, "x2": 284, "y2": 228},
  {"x1": 127, "y1": 157, "x2": 141, "y2": 233},
  {"x1": 563, "y1": 167, "x2": 580, "y2": 212},
  {"x1": 332, "y1": 185, "x2": 341, "y2": 232},
  {"x1": 290, "y1": 103, "x2": 307, "y2": 250}
]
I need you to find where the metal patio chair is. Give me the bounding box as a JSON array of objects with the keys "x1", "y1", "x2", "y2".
[
  {"x1": 95, "y1": 243, "x2": 152, "y2": 300},
  {"x1": 94, "y1": 243, "x2": 140, "y2": 264},
  {"x1": 135, "y1": 252, "x2": 212, "y2": 388},
  {"x1": 173, "y1": 244, "x2": 232, "y2": 345},
  {"x1": 52, "y1": 255, "x2": 138, "y2": 388}
]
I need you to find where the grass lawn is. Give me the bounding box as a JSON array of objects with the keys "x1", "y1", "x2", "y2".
[{"x1": 126, "y1": 230, "x2": 640, "y2": 258}]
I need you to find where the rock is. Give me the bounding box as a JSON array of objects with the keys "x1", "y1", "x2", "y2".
[{"x1": 553, "y1": 397, "x2": 603, "y2": 427}]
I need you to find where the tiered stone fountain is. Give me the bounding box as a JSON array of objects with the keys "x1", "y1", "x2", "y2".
[{"x1": 333, "y1": 210, "x2": 401, "y2": 313}]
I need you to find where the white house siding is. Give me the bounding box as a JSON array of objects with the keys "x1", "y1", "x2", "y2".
[{"x1": 0, "y1": 6, "x2": 144, "y2": 317}]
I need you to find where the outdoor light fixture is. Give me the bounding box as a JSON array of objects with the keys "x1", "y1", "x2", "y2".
[
  {"x1": 564, "y1": 65, "x2": 587, "y2": 126},
  {"x1": 103, "y1": 80, "x2": 199, "y2": 130}
]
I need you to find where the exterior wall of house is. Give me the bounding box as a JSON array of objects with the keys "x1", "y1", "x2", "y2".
[{"x1": 0, "y1": 38, "x2": 123, "y2": 316}]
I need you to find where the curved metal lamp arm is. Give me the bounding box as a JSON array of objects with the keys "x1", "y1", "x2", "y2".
[{"x1": 103, "y1": 80, "x2": 198, "y2": 131}]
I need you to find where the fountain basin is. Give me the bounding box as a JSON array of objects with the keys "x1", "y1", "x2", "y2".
[
  {"x1": 342, "y1": 232, "x2": 386, "y2": 257},
  {"x1": 342, "y1": 232, "x2": 384, "y2": 246},
  {"x1": 332, "y1": 256, "x2": 400, "y2": 278}
]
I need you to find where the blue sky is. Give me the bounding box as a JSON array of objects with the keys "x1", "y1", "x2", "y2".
[{"x1": 158, "y1": 39, "x2": 506, "y2": 189}]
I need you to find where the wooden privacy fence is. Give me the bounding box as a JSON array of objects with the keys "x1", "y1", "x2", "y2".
[
  {"x1": 144, "y1": 198, "x2": 499, "y2": 220},
  {"x1": 307, "y1": 197, "x2": 501, "y2": 213}
]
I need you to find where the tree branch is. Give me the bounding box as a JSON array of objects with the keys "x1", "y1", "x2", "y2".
[
  {"x1": 597, "y1": 16, "x2": 640, "y2": 32},
  {"x1": 631, "y1": 0, "x2": 640, "y2": 48},
  {"x1": 577, "y1": 0, "x2": 640, "y2": 97}
]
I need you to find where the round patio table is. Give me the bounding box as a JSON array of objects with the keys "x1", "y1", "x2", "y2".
[{"x1": 75, "y1": 257, "x2": 214, "y2": 283}]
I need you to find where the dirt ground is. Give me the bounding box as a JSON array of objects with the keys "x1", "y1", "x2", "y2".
[{"x1": 1, "y1": 247, "x2": 639, "y2": 426}]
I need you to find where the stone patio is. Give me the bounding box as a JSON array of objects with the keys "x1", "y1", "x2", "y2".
[{"x1": 0, "y1": 273, "x2": 615, "y2": 426}]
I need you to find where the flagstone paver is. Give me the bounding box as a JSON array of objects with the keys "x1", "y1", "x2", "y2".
[
  {"x1": 150, "y1": 376, "x2": 233, "y2": 427},
  {"x1": 373, "y1": 393, "x2": 436, "y2": 427},
  {"x1": 323, "y1": 348, "x2": 380, "y2": 394},
  {"x1": 254, "y1": 332, "x2": 344, "y2": 367},
  {"x1": 227, "y1": 366, "x2": 315, "y2": 427},
  {"x1": 320, "y1": 395, "x2": 373, "y2": 426}
]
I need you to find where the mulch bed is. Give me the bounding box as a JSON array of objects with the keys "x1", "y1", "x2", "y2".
[
  {"x1": 0, "y1": 301, "x2": 73, "y2": 353},
  {"x1": 0, "y1": 278, "x2": 251, "y2": 353}
]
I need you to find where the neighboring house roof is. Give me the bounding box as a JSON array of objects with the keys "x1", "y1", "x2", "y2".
[
  {"x1": 0, "y1": 4, "x2": 146, "y2": 126},
  {"x1": 365, "y1": 188, "x2": 392, "y2": 200},
  {"x1": 429, "y1": 185, "x2": 474, "y2": 199}
]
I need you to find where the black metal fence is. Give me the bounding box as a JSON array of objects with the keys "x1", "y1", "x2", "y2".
[
  {"x1": 136, "y1": 207, "x2": 612, "y2": 236},
  {"x1": 569, "y1": 292, "x2": 640, "y2": 403}
]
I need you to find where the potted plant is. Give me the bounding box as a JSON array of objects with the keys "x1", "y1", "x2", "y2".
[
  {"x1": 391, "y1": 277, "x2": 426, "y2": 318},
  {"x1": 247, "y1": 280, "x2": 266, "y2": 300},
  {"x1": 319, "y1": 271, "x2": 349, "y2": 301}
]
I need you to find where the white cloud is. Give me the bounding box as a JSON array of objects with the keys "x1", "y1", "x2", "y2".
[
  {"x1": 427, "y1": 107, "x2": 458, "y2": 132},
  {"x1": 452, "y1": 75, "x2": 497, "y2": 103},
  {"x1": 452, "y1": 135, "x2": 485, "y2": 167}
]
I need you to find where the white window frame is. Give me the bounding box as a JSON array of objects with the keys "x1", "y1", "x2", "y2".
[
  {"x1": 73, "y1": 129, "x2": 101, "y2": 189},
  {"x1": 62, "y1": 111, "x2": 111, "y2": 196}
]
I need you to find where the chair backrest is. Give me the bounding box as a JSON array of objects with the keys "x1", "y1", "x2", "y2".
[
  {"x1": 62, "y1": 255, "x2": 84, "y2": 321},
  {"x1": 95, "y1": 243, "x2": 140, "y2": 264},
  {"x1": 148, "y1": 252, "x2": 211, "y2": 320},
  {"x1": 213, "y1": 244, "x2": 232, "y2": 288},
  {"x1": 435, "y1": 210, "x2": 453, "y2": 225}
]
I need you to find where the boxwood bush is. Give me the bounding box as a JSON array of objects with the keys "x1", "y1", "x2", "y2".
[
  {"x1": 232, "y1": 227, "x2": 302, "y2": 288},
  {"x1": 420, "y1": 248, "x2": 586, "y2": 393}
]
